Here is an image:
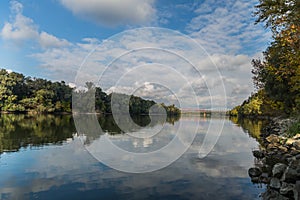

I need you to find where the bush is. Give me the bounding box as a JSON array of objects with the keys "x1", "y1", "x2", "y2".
[{"x1": 287, "y1": 119, "x2": 300, "y2": 137}]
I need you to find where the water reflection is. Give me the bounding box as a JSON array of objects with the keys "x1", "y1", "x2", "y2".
[
  {"x1": 0, "y1": 114, "x2": 180, "y2": 154},
  {"x1": 230, "y1": 117, "x2": 279, "y2": 198},
  {"x1": 230, "y1": 116, "x2": 269, "y2": 139},
  {"x1": 0, "y1": 115, "x2": 265, "y2": 200},
  {"x1": 0, "y1": 114, "x2": 76, "y2": 154}
]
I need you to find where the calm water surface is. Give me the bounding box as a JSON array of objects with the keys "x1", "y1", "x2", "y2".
[{"x1": 0, "y1": 114, "x2": 265, "y2": 200}]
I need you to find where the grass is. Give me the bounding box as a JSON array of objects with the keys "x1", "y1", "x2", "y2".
[{"x1": 287, "y1": 119, "x2": 300, "y2": 138}]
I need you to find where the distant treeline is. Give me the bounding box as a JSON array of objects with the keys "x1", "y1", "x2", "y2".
[{"x1": 0, "y1": 69, "x2": 180, "y2": 115}]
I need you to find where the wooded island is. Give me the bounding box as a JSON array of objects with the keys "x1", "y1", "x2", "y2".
[{"x1": 0, "y1": 69, "x2": 180, "y2": 116}]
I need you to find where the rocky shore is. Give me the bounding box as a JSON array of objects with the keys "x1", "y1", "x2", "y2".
[{"x1": 248, "y1": 118, "x2": 300, "y2": 200}]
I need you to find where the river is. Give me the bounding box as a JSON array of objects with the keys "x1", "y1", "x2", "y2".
[{"x1": 0, "y1": 114, "x2": 266, "y2": 200}]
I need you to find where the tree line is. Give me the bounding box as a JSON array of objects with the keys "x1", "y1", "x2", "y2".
[
  {"x1": 0, "y1": 69, "x2": 180, "y2": 115},
  {"x1": 0, "y1": 69, "x2": 72, "y2": 113},
  {"x1": 230, "y1": 0, "x2": 299, "y2": 117}
]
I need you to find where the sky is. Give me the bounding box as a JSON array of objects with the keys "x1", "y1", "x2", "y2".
[{"x1": 0, "y1": 0, "x2": 271, "y2": 109}]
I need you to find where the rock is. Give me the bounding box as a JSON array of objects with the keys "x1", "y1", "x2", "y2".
[
  {"x1": 262, "y1": 188, "x2": 290, "y2": 200},
  {"x1": 291, "y1": 147, "x2": 297, "y2": 151},
  {"x1": 283, "y1": 154, "x2": 293, "y2": 162},
  {"x1": 282, "y1": 160, "x2": 300, "y2": 183},
  {"x1": 279, "y1": 136, "x2": 287, "y2": 140},
  {"x1": 267, "y1": 143, "x2": 278, "y2": 151},
  {"x1": 261, "y1": 173, "x2": 270, "y2": 184},
  {"x1": 261, "y1": 188, "x2": 278, "y2": 200},
  {"x1": 290, "y1": 159, "x2": 300, "y2": 169},
  {"x1": 261, "y1": 165, "x2": 271, "y2": 176},
  {"x1": 270, "y1": 177, "x2": 281, "y2": 189},
  {"x1": 293, "y1": 141, "x2": 300, "y2": 150},
  {"x1": 278, "y1": 146, "x2": 288, "y2": 153},
  {"x1": 272, "y1": 163, "x2": 287, "y2": 178},
  {"x1": 273, "y1": 143, "x2": 281, "y2": 147},
  {"x1": 287, "y1": 156, "x2": 296, "y2": 163},
  {"x1": 261, "y1": 172, "x2": 269, "y2": 178},
  {"x1": 286, "y1": 138, "x2": 295, "y2": 145},
  {"x1": 253, "y1": 150, "x2": 265, "y2": 159},
  {"x1": 283, "y1": 167, "x2": 297, "y2": 183},
  {"x1": 274, "y1": 128, "x2": 280, "y2": 132},
  {"x1": 266, "y1": 154, "x2": 285, "y2": 166},
  {"x1": 295, "y1": 181, "x2": 300, "y2": 200},
  {"x1": 262, "y1": 190, "x2": 290, "y2": 200},
  {"x1": 251, "y1": 177, "x2": 260, "y2": 183},
  {"x1": 293, "y1": 134, "x2": 300, "y2": 140},
  {"x1": 290, "y1": 147, "x2": 300, "y2": 156},
  {"x1": 278, "y1": 195, "x2": 290, "y2": 200},
  {"x1": 261, "y1": 157, "x2": 267, "y2": 165},
  {"x1": 266, "y1": 134, "x2": 280, "y2": 143},
  {"x1": 280, "y1": 182, "x2": 295, "y2": 196},
  {"x1": 248, "y1": 167, "x2": 262, "y2": 177}
]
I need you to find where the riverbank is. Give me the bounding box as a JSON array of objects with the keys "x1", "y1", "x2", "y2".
[{"x1": 248, "y1": 117, "x2": 300, "y2": 200}]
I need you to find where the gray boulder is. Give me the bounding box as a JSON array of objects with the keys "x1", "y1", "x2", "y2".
[
  {"x1": 280, "y1": 182, "x2": 295, "y2": 196},
  {"x1": 295, "y1": 181, "x2": 300, "y2": 200},
  {"x1": 272, "y1": 163, "x2": 287, "y2": 178},
  {"x1": 248, "y1": 167, "x2": 262, "y2": 177},
  {"x1": 282, "y1": 160, "x2": 300, "y2": 183},
  {"x1": 270, "y1": 177, "x2": 281, "y2": 189},
  {"x1": 262, "y1": 189, "x2": 290, "y2": 200},
  {"x1": 252, "y1": 150, "x2": 264, "y2": 159},
  {"x1": 293, "y1": 140, "x2": 300, "y2": 150}
]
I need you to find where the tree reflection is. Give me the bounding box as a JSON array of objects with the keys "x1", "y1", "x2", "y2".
[
  {"x1": 229, "y1": 116, "x2": 269, "y2": 139},
  {"x1": 76, "y1": 114, "x2": 181, "y2": 144},
  {"x1": 0, "y1": 114, "x2": 180, "y2": 154},
  {"x1": 0, "y1": 114, "x2": 76, "y2": 154}
]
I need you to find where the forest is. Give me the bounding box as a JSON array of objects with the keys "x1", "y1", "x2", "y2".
[
  {"x1": 230, "y1": 0, "x2": 299, "y2": 118},
  {"x1": 0, "y1": 69, "x2": 180, "y2": 115}
]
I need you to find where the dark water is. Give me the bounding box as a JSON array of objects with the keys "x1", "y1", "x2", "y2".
[{"x1": 0, "y1": 114, "x2": 265, "y2": 200}]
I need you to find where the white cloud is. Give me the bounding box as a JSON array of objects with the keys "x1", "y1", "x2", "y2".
[
  {"x1": 32, "y1": 28, "x2": 258, "y2": 109},
  {"x1": 196, "y1": 54, "x2": 251, "y2": 72},
  {"x1": 179, "y1": 0, "x2": 270, "y2": 108},
  {"x1": 10, "y1": 0, "x2": 23, "y2": 13},
  {"x1": 187, "y1": 0, "x2": 270, "y2": 55},
  {"x1": 59, "y1": 0, "x2": 156, "y2": 26},
  {"x1": 1, "y1": 1, "x2": 70, "y2": 49},
  {"x1": 31, "y1": 38, "x2": 99, "y2": 81},
  {"x1": 1, "y1": 1, "x2": 38, "y2": 43},
  {"x1": 39, "y1": 32, "x2": 71, "y2": 49},
  {"x1": 0, "y1": 1, "x2": 269, "y2": 109},
  {"x1": 0, "y1": 120, "x2": 259, "y2": 199}
]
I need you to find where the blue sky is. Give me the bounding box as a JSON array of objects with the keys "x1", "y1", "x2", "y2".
[{"x1": 0, "y1": 0, "x2": 270, "y2": 108}]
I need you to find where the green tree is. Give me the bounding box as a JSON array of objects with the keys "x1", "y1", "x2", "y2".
[
  {"x1": 252, "y1": 0, "x2": 300, "y2": 114},
  {"x1": 35, "y1": 89, "x2": 55, "y2": 112},
  {"x1": 0, "y1": 69, "x2": 25, "y2": 112},
  {"x1": 0, "y1": 69, "x2": 180, "y2": 115}
]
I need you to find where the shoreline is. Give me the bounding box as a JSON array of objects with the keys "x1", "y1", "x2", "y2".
[
  {"x1": 248, "y1": 117, "x2": 300, "y2": 200},
  {"x1": 0, "y1": 111, "x2": 181, "y2": 117}
]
